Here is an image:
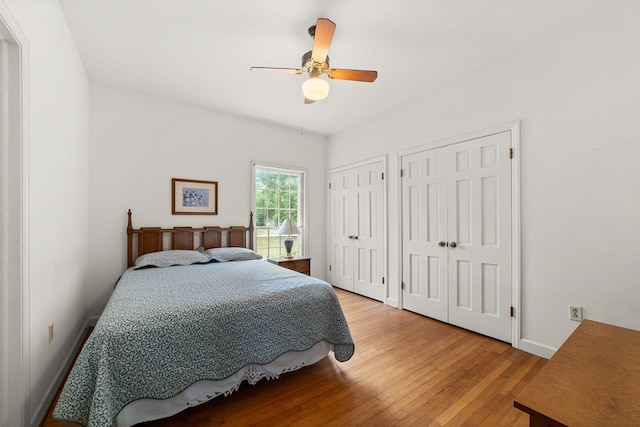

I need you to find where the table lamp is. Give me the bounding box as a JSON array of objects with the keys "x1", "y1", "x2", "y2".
[{"x1": 278, "y1": 219, "x2": 300, "y2": 259}]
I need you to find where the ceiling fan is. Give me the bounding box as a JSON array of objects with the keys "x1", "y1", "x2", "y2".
[{"x1": 250, "y1": 18, "x2": 378, "y2": 104}]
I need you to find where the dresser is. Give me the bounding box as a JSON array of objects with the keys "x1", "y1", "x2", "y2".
[
  {"x1": 267, "y1": 256, "x2": 311, "y2": 275},
  {"x1": 514, "y1": 320, "x2": 640, "y2": 426}
]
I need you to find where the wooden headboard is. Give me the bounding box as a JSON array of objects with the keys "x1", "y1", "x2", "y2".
[{"x1": 126, "y1": 209, "x2": 254, "y2": 267}]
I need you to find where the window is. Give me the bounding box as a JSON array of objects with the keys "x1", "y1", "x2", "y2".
[{"x1": 252, "y1": 163, "x2": 305, "y2": 259}]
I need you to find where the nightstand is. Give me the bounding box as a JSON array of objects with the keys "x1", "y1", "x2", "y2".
[{"x1": 267, "y1": 256, "x2": 311, "y2": 275}]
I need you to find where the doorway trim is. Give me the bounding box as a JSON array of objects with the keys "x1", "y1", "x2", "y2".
[
  {"x1": 0, "y1": 3, "x2": 30, "y2": 425},
  {"x1": 397, "y1": 121, "x2": 521, "y2": 347}
]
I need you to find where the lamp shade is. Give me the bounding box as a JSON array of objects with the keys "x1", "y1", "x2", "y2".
[
  {"x1": 278, "y1": 219, "x2": 300, "y2": 236},
  {"x1": 302, "y1": 76, "x2": 329, "y2": 101}
]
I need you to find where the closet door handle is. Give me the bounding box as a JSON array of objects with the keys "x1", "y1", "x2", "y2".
[
  {"x1": 438, "y1": 241, "x2": 446, "y2": 247},
  {"x1": 448, "y1": 242, "x2": 457, "y2": 248},
  {"x1": 353, "y1": 236, "x2": 358, "y2": 240}
]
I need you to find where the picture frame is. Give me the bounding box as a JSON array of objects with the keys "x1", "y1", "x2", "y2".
[{"x1": 172, "y1": 178, "x2": 218, "y2": 215}]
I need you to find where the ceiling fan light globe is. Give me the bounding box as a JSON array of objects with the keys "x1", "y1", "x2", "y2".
[{"x1": 302, "y1": 76, "x2": 329, "y2": 101}]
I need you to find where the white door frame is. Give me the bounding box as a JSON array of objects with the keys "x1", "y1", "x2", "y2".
[
  {"x1": 0, "y1": 3, "x2": 30, "y2": 425},
  {"x1": 328, "y1": 155, "x2": 389, "y2": 304},
  {"x1": 398, "y1": 121, "x2": 521, "y2": 347}
]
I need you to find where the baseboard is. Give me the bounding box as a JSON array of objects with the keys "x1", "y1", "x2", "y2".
[
  {"x1": 88, "y1": 315, "x2": 99, "y2": 327},
  {"x1": 385, "y1": 297, "x2": 398, "y2": 308},
  {"x1": 31, "y1": 318, "x2": 91, "y2": 427},
  {"x1": 518, "y1": 338, "x2": 556, "y2": 359}
]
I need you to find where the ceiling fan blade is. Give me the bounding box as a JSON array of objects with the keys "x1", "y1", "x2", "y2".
[
  {"x1": 311, "y1": 18, "x2": 336, "y2": 64},
  {"x1": 250, "y1": 67, "x2": 303, "y2": 75},
  {"x1": 304, "y1": 97, "x2": 316, "y2": 105},
  {"x1": 328, "y1": 69, "x2": 378, "y2": 82}
]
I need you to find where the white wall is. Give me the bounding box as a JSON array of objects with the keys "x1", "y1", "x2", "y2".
[
  {"x1": 327, "y1": 4, "x2": 640, "y2": 357},
  {"x1": 1, "y1": 0, "x2": 90, "y2": 424},
  {"x1": 88, "y1": 84, "x2": 327, "y2": 316}
]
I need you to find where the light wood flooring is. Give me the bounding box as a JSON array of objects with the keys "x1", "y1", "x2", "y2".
[{"x1": 44, "y1": 288, "x2": 546, "y2": 426}]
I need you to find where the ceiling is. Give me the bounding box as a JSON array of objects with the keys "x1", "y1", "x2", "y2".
[{"x1": 59, "y1": 0, "x2": 613, "y2": 136}]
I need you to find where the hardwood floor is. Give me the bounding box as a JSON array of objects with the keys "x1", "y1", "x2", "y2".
[{"x1": 43, "y1": 288, "x2": 546, "y2": 426}]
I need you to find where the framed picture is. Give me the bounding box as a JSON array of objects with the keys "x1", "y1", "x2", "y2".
[{"x1": 172, "y1": 178, "x2": 218, "y2": 215}]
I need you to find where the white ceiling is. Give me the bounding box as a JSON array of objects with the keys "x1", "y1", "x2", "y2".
[{"x1": 59, "y1": 0, "x2": 613, "y2": 136}]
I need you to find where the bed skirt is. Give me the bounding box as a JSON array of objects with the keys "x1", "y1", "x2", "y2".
[{"x1": 115, "y1": 340, "x2": 333, "y2": 426}]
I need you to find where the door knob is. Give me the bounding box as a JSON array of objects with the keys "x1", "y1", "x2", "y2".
[
  {"x1": 448, "y1": 242, "x2": 457, "y2": 248},
  {"x1": 353, "y1": 236, "x2": 358, "y2": 240},
  {"x1": 438, "y1": 241, "x2": 446, "y2": 247}
]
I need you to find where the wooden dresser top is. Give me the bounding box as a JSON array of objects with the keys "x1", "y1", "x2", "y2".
[{"x1": 514, "y1": 319, "x2": 640, "y2": 426}]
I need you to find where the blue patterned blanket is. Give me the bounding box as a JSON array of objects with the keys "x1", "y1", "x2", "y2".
[{"x1": 53, "y1": 260, "x2": 354, "y2": 426}]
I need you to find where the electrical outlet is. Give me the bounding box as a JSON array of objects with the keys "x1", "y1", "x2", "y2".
[
  {"x1": 569, "y1": 306, "x2": 583, "y2": 321},
  {"x1": 48, "y1": 323, "x2": 54, "y2": 343}
]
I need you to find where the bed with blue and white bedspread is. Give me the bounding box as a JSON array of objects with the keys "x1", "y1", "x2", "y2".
[{"x1": 53, "y1": 256, "x2": 354, "y2": 427}]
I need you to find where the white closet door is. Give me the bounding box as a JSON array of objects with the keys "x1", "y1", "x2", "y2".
[
  {"x1": 448, "y1": 132, "x2": 512, "y2": 342},
  {"x1": 330, "y1": 169, "x2": 355, "y2": 292},
  {"x1": 353, "y1": 162, "x2": 385, "y2": 301},
  {"x1": 401, "y1": 130, "x2": 512, "y2": 342},
  {"x1": 330, "y1": 161, "x2": 385, "y2": 302},
  {"x1": 401, "y1": 148, "x2": 448, "y2": 322}
]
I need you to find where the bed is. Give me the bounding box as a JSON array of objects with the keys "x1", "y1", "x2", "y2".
[{"x1": 53, "y1": 210, "x2": 355, "y2": 427}]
